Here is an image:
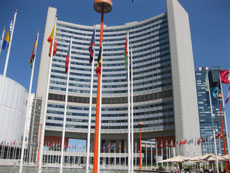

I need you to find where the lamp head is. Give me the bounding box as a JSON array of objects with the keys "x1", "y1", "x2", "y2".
[{"x1": 94, "y1": 0, "x2": 113, "y2": 13}]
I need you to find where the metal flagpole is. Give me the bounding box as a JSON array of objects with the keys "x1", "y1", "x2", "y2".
[
  {"x1": 93, "y1": 1, "x2": 112, "y2": 172},
  {"x1": 19, "y1": 31, "x2": 40, "y2": 173},
  {"x1": 86, "y1": 25, "x2": 96, "y2": 173},
  {"x1": 0, "y1": 27, "x2": 6, "y2": 56},
  {"x1": 130, "y1": 47, "x2": 134, "y2": 173},
  {"x1": 206, "y1": 70, "x2": 219, "y2": 173},
  {"x1": 38, "y1": 16, "x2": 57, "y2": 173},
  {"x1": 127, "y1": 31, "x2": 131, "y2": 173},
  {"x1": 0, "y1": 10, "x2": 17, "y2": 105},
  {"x1": 98, "y1": 42, "x2": 103, "y2": 172},
  {"x1": 60, "y1": 37, "x2": 72, "y2": 173}
]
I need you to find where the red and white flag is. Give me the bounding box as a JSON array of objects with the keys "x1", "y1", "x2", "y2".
[{"x1": 220, "y1": 70, "x2": 230, "y2": 84}]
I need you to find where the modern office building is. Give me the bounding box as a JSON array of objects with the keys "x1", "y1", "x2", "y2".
[
  {"x1": 195, "y1": 67, "x2": 229, "y2": 155},
  {"x1": 30, "y1": 0, "x2": 201, "y2": 164}
]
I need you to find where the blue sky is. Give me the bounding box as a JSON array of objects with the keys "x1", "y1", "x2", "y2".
[{"x1": 0, "y1": 0, "x2": 230, "y2": 137}]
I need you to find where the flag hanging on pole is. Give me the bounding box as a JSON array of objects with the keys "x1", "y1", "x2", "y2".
[
  {"x1": 29, "y1": 36, "x2": 38, "y2": 67},
  {"x1": 65, "y1": 41, "x2": 71, "y2": 73},
  {"x1": 225, "y1": 86, "x2": 230, "y2": 104},
  {"x1": 89, "y1": 27, "x2": 96, "y2": 64},
  {"x1": 220, "y1": 70, "x2": 230, "y2": 84},
  {"x1": 124, "y1": 33, "x2": 128, "y2": 69},
  {"x1": 2, "y1": 30, "x2": 9, "y2": 50},
  {"x1": 96, "y1": 45, "x2": 102, "y2": 75},
  {"x1": 47, "y1": 25, "x2": 57, "y2": 57},
  {"x1": 9, "y1": 20, "x2": 13, "y2": 36}
]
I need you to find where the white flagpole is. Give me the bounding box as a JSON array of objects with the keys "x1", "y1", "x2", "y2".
[
  {"x1": 98, "y1": 42, "x2": 103, "y2": 173},
  {"x1": 0, "y1": 10, "x2": 17, "y2": 105},
  {"x1": 86, "y1": 25, "x2": 96, "y2": 172},
  {"x1": 38, "y1": 16, "x2": 57, "y2": 173},
  {"x1": 19, "y1": 31, "x2": 40, "y2": 173},
  {"x1": 130, "y1": 47, "x2": 134, "y2": 173},
  {"x1": 127, "y1": 31, "x2": 131, "y2": 173},
  {"x1": 60, "y1": 37, "x2": 72, "y2": 173},
  {"x1": 206, "y1": 70, "x2": 219, "y2": 173},
  {"x1": 0, "y1": 27, "x2": 6, "y2": 56}
]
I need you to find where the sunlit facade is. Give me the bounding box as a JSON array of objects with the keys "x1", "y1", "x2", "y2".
[{"x1": 30, "y1": 0, "x2": 201, "y2": 160}]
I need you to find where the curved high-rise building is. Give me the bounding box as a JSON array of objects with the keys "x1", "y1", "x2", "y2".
[{"x1": 30, "y1": 0, "x2": 201, "y2": 163}]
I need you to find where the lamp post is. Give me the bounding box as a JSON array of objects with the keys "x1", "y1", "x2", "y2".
[
  {"x1": 138, "y1": 122, "x2": 143, "y2": 171},
  {"x1": 93, "y1": 1, "x2": 112, "y2": 173},
  {"x1": 217, "y1": 94, "x2": 228, "y2": 172}
]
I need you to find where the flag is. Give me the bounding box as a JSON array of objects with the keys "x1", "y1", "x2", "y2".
[
  {"x1": 9, "y1": 20, "x2": 13, "y2": 35},
  {"x1": 216, "y1": 133, "x2": 222, "y2": 139},
  {"x1": 29, "y1": 36, "x2": 38, "y2": 67},
  {"x1": 180, "y1": 139, "x2": 187, "y2": 145},
  {"x1": 204, "y1": 71, "x2": 209, "y2": 91},
  {"x1": 124, "y1": 33, "x2": 128, "y2": 68},
  {"x1": 47, "y1": 25, "x2": 57, "y2": 57},
  {"x1": 212, "y1": 87, "x2": 220, "y2": 98},
  {"x1": 89, "y1": 27, "x2": 96, "y2": 64},
  {"x1": 2, "y1": 30, "x2": 9, "y2": 49},
  {"x1": 220, "y1": 70, "x2": 230, "y2": 84},
  {"x1": 65, "y1": 41, "x2": 71, "y2": 73},
  {"x1": 96, "y1": 45, "x2": 102, "y2": 75},
  {"x1": 225, "y1": 86, "x2": 230, "y2": 104}
]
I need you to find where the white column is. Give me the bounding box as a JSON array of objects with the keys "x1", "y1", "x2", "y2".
[
  {"x1": 19, "y1": 31, "x2": 39, "y2": 173},
  {"x1": 38, "y1": 16, "x2": 57, "y2": 173}
]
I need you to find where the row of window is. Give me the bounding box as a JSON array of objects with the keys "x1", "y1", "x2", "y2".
[
  {"x1": 57, "y1": 15, "x2": 167, "y2": 39},
  {"x1": 47, "y1": 100, "x2": 172, "y2": 113},
  {"x1": 48, "y1": 89, "x2": 172, "y2": 105}
]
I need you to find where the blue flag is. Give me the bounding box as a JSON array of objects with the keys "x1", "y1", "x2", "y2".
[{"x1": 2, "y1": 30, "x2": 9, "y2": 49}]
